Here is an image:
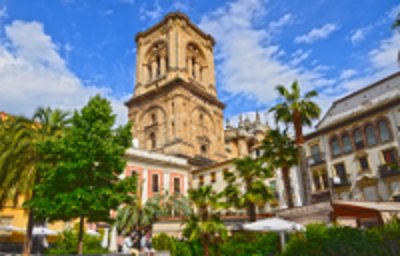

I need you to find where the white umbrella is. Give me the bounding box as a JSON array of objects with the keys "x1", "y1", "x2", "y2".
[
  {"x1": 101, "y1": 228, "x2": 109, "y2": 248},
  {"x1": 109, "y1": 226, "x2": 118, "y2": 252},
  {"x1": 243, "y1": 217, "x2": 304, "y2": 232},
  {"x1": 0, "y1": 225, "x2": 26, "y2": 232},
  {"x1": 243, "y1": 217, "x2": 304, "y2": 248},
  {"x1": 32, "y1": 226, "x2": 58, "y2": 236},
  {"x1": 86, "y1": 229, "x2": 100, "y2": 236}
]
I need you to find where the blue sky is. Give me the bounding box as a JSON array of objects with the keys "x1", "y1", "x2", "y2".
[{"x1": 0, "y1": 0, "x2": 399, "y2": 127}]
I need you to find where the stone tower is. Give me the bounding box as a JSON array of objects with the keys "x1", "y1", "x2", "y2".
[{"x1": 126, "y1": 12, "x2": 226, "y2": 162}]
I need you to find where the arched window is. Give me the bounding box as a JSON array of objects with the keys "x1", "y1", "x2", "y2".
[
  {"x1": 149, "y1": 132, "x2": 156, "y2": 149},
  {"x1": 365, "y1": 124, "x2": 377, "y2": 146},
  {"x1": 353, "y1": 128, "x2": 364, "y2": 150},
  {"x1": 200, "y1": 145, "x2": 208, "y2": 155},
  {"x1": 330, "y1": 136, "x2": 341, "y2": 157},
  {"x1": 151, "y1": 113, "x2": 157, "y2": 124},
  {"x1": 378, "y1": 119, "x2": 391, "y2": 143},
  {"x1": 341, "y1": 133, "x2": 353, "y2": 153}
]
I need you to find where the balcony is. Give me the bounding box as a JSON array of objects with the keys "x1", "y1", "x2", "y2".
[
  {"x1": 311, "y1": 190, "x2": 331, "y2": 203},
  {"x1": 379, "y1": 164, "x2": 400, "y2": 179},
  {"x1": 332, "y1": 176, "x2": 351, "y2": 188},
  {"x1": 307, "y1": 153, "x2": 326, "y2": 167}
]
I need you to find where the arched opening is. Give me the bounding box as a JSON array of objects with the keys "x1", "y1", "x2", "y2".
[
  {"x1": 365, "y1": 124, "x2": 377, "y2": 146},
  {"x1": 145, "y1": 41, "x2": 168, "y2": 82},
  {"x1": 187, "y1": 43, "x2": 206, "y2": 82},
  {"x1": 149, "y1": 132, "x2": 156, "y2": 149},
  {"x1": 200, "y1": 145, "x2": 208, "y2": 155},
  {"x1": 378, "y1": 119, "x2": 391, "y2": 143},
  {"x1": 151, "y1": 113, "x2": 157, "y2": 124}
]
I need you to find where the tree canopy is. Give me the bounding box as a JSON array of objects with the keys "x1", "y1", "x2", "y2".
[{"x1": 27, "y1": 95, "x2": 132, "y2": 254}]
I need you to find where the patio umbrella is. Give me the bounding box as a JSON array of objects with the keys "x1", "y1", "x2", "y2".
[
  {"x1": 32, "y1": 226, "x2": 58, "y2": 236},
  {"x1": 243, "y1": 217, "x2": 304, "y2": 248},
  {"x1": 0, "y1": 225, "x2": 26, "y2": 232},
  {"x1": 86, "y1": 229, "x2": 100, "y2": 236}
]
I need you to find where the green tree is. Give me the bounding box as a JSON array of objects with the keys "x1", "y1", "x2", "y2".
[
  {"x1": 184, "y1": 186, "x2": 227, "y2": 256},
  {"x1": 27, "y1": 95, "x2": 132, "y2": 255},
  {"x1": 223, "y1": 156, "x2": 273, "y2": 221},
  {"x1": 269, "y1": 81, "x2": 320, "y2": 205},
  {"x1": 261, "y1": 129, "x2": 299, "y2": 208},
  {"x1": 0, "y1": 108, "x2": 70, "y2": 256}
]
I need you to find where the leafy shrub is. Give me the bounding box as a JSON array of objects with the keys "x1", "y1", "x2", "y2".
[
  {"x1": 152, "y1": 232, "x2": 176, "y2": 254},
  {"x1": 46, "y1": 228, "x2": 107, "y2": 255},
  {"x1": 219, "y1": 232, "x2": 279, "y2": 256},
  {"x1": 283, "y1": 220, "x2": 400, "y2": 256}
]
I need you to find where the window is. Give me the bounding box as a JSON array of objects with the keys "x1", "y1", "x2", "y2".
[
  {"x1": 156, "y1": 55, "x2": 161, "y2": 77},
  {"x1": 342, "y1": 133, "x2": 353, "y2": 153},
  {"x1": 378, "y1": 120, "x2": 391, "y2": 143},
  {"x1": 353, "y1": 128, "x2": 365, "y2": 150},
  {"x1": 200, "y1": 145, "x2": 207, "y2": 155},
  {"x1": 152, "y1": 174, "x2": 159, "y2": 193},
  {"x1": 151, "y1": 113, "x2": 157, "y2": 124},
  {"x1": 330, "y1": 137, "x2": 341, "y2": 157},
  {"x1": 358, "y1": 156, "x2": 369, "y2": 171},
  {"x1": 313, "y1": 173, "x2": 321, "y2": 191},
  {"x1": 149, "y1": 132, "x2": 156, "y2": 149},
  {"x1": 311, "y1": 145, "x2": 321, "y2": 162},
  {"x1": 211, "y1": 172, "x2": 216, "y2": 183},
  {"x1": 334, "y1": 163, "x2": 347, "y2": 182},
  {"x1": 199, "y1": 113, "x2": 203, "y2": 121},
  {"x1": 382, "y1": 148, "x2": 397, "y2": 165},
  {"x1": 191, "y1": 57, "x2": 196, "y2": 77},
  {"x1": 365, "y1": 124, "x2": 377, "y2": 146},
  {"x1": 174, "y1": 177, "x2": 181, "y2": 193},
  {"x1": 199, "y1": 175, "x2": 204, "y2": 186}
]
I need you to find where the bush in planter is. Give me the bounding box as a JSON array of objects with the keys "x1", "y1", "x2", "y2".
[{"x1": 153, "y1": 232, "x2": 176, "y2": 254}]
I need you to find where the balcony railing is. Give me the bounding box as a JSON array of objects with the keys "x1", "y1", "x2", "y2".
[
  {"x1": 311, "y1": 190, "x2": 331, "y2": 203},
  {"x1": 379, "y1": 164, "x2": 400, "y2": 178},
  {"x1": 332, "y1": 176, "x2": 351, "y2": 188},
  {"x1": 307, "y1": 152, "x2": 326, "y2": 166}
]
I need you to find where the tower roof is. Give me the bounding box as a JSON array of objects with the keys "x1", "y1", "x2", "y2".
[{"x1": 135, "y1": 11, "x2": 215, "y2": 45}]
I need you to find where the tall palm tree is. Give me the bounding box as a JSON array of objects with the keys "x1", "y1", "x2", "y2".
[
  {"x1": 0, "y1": 107, "x2": 70, "y2": 256},
  {"x1": 269, "y1": 81, "x2": 321, "y2": 205},
  {"x1": 185, "y1": 186, "x2": 227, "y2": 256},
  {"x1": 261, "y1": 129, "x2": 299, "y2": 209},
  {"x1": 223, "y1": 156, "x2": 272, "y2": 222}
]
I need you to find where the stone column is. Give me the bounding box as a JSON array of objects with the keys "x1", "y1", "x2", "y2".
[
  {"x1": 143, "y1": 64, "x2": 149, "y2": 82},
  {"x1": 194, "y1": 62, "x2": 200, "y2": 80},
  {"x1": 187, "y1": 58, "x2": 193, "y2": 78},
  {"x1": 160, "y1": 54, "x2": 167, "y2": 76},
  {"x1": 319, "y1": 174, "x2": 325, "y2": 190},
  {"x1": 152, "y1": 60, "x2": 157, "y2": 80}
]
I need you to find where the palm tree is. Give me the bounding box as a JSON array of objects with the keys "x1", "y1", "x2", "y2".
[
  {"x1": 185, "y1": 186, "x2": 227, "y2": 256},
  {"x1": 115, "y1": 185, "x2": 191, "y2": 236},
  {"x1": 223, "y1": 156, "x2": 273, "y2": 222},
  {"x1": 261, "y1": 129, "x2": 299, "y2": 209},
  {"x1": 0, "y1": 107, "x2": 70, "y2": 256},
  {"x1": 269, "y1": 81, "x2": 320, "y2": 205}
]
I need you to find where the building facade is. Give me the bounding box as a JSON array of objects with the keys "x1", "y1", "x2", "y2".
[{"x1": 305, "y1": 71, "x2": 400, "y2": 203}]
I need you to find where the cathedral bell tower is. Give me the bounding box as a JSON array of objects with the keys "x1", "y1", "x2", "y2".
[{"x1": 125, "y1": 12, "x2": 226, "y2": 162}]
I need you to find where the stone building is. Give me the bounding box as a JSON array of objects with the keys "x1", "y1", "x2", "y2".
[
  {"x1": 304, "y1": 71, "x2": 400, "y2": 203},
  {"x1": 125, "y1": 12, "x2": 226, "y2": 162}
]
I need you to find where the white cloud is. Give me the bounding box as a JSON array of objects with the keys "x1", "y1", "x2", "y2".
[
  {"x1": 0, "y1": 20, "x2": 128, "y2": 125},
  {"x1": 339, "y1": 69, "x2": 357, "y2": 80},
  {"x1": 349, "y1": 27, "x2": 370, "y2": 45},
  {"x1": 295, "y1": 23, "x2": 338, "y2": 44},
  {"x1": 268, "y1": 13, "x2": 294, "y2": 32},
  {"x1": 199, "y1": 0, "x2": 330, "y2": 106},
  {"x1": 139, "y1": 0, "x2": 163, "y2": 21}
]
